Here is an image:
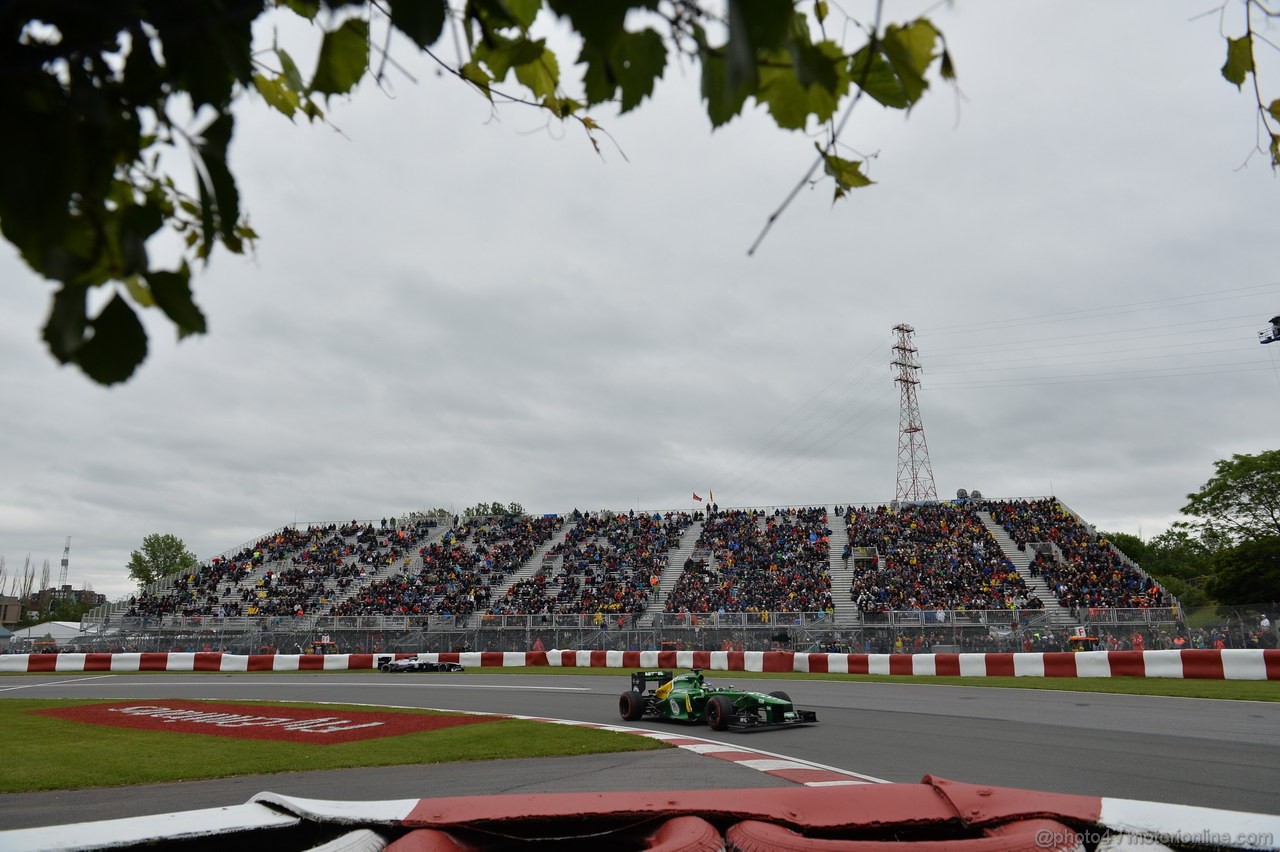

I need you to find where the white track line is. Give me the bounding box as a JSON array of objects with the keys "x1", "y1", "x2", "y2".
[
  {"x1": 43, "y1": 680, "x2": 588, "y2": 692},
  {"x1": 0, "y1": 675, "x2": 117, "y2": 692}
]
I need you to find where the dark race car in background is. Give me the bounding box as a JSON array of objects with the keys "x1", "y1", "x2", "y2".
[
  {"x1": 618, "y1": 669, "x2": 817, "y2": 731},
  {"x1": 378, "y1": 656, "x2": 465, "y2": 673}
]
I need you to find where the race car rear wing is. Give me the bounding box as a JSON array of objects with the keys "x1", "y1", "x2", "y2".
[{"x1": 630, "y1": 670, "x2": 674, "y2": 693}]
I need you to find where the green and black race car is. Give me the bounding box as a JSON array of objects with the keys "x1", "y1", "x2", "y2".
[{"x1": 617, "y1": 669, "x2": 818, "y2": 731}]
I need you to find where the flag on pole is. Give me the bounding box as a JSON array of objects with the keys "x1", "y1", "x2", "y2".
[
  {"x1": 709, "y1": 490, "x2": 714, "y2": 503},
  {"x1": 692, "y1": 492, "x2": 703, "y2": 502}
]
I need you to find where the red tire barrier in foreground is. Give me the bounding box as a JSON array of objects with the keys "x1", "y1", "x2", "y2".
[{"x1": 1, "y1": 648, "x2": 1277, "y2": 678}]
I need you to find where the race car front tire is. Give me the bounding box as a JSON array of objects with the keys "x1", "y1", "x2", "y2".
[
  {"x1": 768, "y1": 690, "x2": 793, "y2": 708},
  {"x1": 706, "y1": 695, "x2": 733, "y2": 731},
  {"x1": 619, "y1": 690, "x2": 646, "y2": 721}
]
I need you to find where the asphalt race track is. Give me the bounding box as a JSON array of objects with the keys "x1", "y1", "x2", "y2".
[{"x1": 1, "y1": 672, "x2": 1278, "y2": 830}]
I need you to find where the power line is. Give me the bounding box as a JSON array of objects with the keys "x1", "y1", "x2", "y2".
[
  {"x1": 930, "y1": 362, "x2": 1274, "y2": 391},
  {"x1": 916, "y1": 281, "x2": 1280, "y2": 337}
]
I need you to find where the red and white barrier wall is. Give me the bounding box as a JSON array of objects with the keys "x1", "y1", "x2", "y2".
[{"x1": 1, "y1": 648, "x2": 1277, "y2": 678}]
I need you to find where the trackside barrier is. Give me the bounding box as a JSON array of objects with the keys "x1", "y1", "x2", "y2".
[{"x1": 2, "y1": 649, "x2": 1277, "y2": 679}]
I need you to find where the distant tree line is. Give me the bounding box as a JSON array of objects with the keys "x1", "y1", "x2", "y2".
[{"x1": 1106, "y1": 449, "x2": 1280, "y2": 608}]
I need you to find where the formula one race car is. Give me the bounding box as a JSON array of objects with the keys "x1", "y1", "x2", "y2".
[
  {"x1": 379, "y1": 656, "x2": 465, "y2": 673},
  {"x1": 618, "y1": 669, "x2": 817, "y2": 731}
]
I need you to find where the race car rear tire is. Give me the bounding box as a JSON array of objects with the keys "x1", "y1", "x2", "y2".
[
  {"x1": 619, "y1": 690, "x2": 646, "y2": 721},
  {"x1": 706, "y1": 695, "x2": 733, "y2": 731}
]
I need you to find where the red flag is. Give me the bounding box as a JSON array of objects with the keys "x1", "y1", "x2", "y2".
[{"x1": 692, "y1": 492, "x2": 703, "y2": 502}]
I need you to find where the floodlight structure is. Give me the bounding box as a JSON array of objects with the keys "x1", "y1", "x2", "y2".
[
  {"x1": 892, "y1": 323, "x2": 937, "y2": 502},
  {"x1": 1259, "y1": 315, "x2": 1279, "y2": 345}
]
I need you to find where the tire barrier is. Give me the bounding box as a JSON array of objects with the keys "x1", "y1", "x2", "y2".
[
  {"x1": 7, "y1": 778, "x2": 1280, "y2": 852},
  {"x1": 2, "y1": 648, "x2": 1277, "y2": 678}
]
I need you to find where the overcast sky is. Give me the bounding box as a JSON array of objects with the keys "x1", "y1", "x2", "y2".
[{"x1": 3, "y1": 2, "x2": 1278, "y2": 603}]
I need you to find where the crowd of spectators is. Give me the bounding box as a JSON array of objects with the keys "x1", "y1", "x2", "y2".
[
  {"x1": 125, "y1": 517, "x2": 461, "y2": 621},
  {"x1": 489, "y1": 511, "x2": 695, "y2": 617},
  {"x1": 845, "y1": 503, "x2": 1041, "y2": 613},
  {"x1": 664, "y1": 507, "x2": 833, "y2": 615},
  {"x1": 982, "y1": 498, "x2": 1170, "y2": 613},
  {"x1": 124, "y1": 526, "x2": 320, "y2": 619},
  {"x1": 330, "y1": 514, "x2": 564, "y2": 618},
  {"x1": 119, "y1": 498, "x2": 1182, "y2": 629}
]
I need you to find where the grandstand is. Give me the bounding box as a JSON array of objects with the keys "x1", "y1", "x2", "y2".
[{"x1": 77, "y1": 497, "x2": 1180, "y2": 655}]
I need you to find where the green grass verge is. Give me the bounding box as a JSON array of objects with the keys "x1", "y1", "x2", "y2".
[{"x1": 0, "y1": 699, "x2": 667, "y2": 794}]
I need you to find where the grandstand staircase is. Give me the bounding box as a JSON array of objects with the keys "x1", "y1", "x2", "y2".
[
  {"x1": 465, "y1": 520, "x2": 577, "y2": 628},
  {"x1": 640, "y1": 519, "x2": 704, "y2": 627},
  {"x1": 976, "y1": 512, "x2": 1077, "y2": 628},
  {"x1": 826, "y1": 517, "x2": 858, "y2": 628}
]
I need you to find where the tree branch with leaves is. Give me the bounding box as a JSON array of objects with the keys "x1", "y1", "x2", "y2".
[
  {"x1": 1, "y1": 0, "x2": 955, "y2": 384},
  {"x1": 4, "y1": 1, "x2": 1270, "y2": 386},
  {"x1": 127, "y1": 533, "x2": 199, "y2": 589}
]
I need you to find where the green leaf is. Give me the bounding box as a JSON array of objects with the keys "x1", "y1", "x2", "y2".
[
  {"x1": 580, "y1": 45, "x2": 617, "y2": 105},
  {"x1": 815, "y1": 2, "x2": 829, "y2": 25},
  {"x1": 700, "y1": 45, "x2": 750, "y2": 128},
  {"x1": 124, "y1": 275, "x2": 155, "y2": 308},
  {"x1": 503, "y1": 0, "x2": 544, "y2": 30},
  {"x1": 726, "y1": 0, "x2": 791, "y2": 94},
  {"x1": 388, "y1": 0, "x2": 448, "y2": 48},
  {"x1": 818, "y1": 144, "x2": 873, "y2": 201},
  {"x1": 849, "y1": 45, "x2": 910, "y2": 109},
  {"x1": 1268, "y1": 99, "x2": 1280, "y2": 122},
  {"x1": 546, "y1": 0, "x2": 638, "y2": 48},
  {"x1": 117, "y1": 221, "x2": 149, "y2": 279},
  {"x1": 514, "y1": 47, "x2": 561, "y2": 102},
  {"x1": 478, "y1": 35, "x2": 548, "y2": 81},
  {"x1": 612, "y1": 29, "x2": 666, "y2": 113},
  {"x1": 150, "y1": 2, "x2": 256, "y2": 108},
  {"x1": 74, "y1": 293, "x2": 148, "y2": 385},
  {"x1": 1222, "y1": 36, "x2": 1253, "y2": 89},
  {"x1": 253, "y1": 72, "x2": 300, "y2": 119},
  {"x1": 546, "y1": 96, "x2": 583, "y2": 118},
  {"x1": 192, "y1": 112, "x2": 240, "y2": 248},
  {"x1": 42, "y1": 285, "x2": 89, "y2": 363},
  {"x1": 147, "y1": 267, "x2": 207, "y2": 337},
  {"x1": 122, "y1": 34, "x2": 164, "y2": 104},
  {"x1": 759, "y1": 46, "x2": 842, "y2": 130},
  {"x1": 879, "y1": 19, "x2": 940, "y2": 107},
  {"x1": 791, "y1": 39, "x2": 845, "y2": 97},
  {"x1": 278, "y1": 48, "x2": 306, "y2": 93},
  {"x1": 940, "y1": 48, "x2": 956, "y2": 82},
  {"x1": 461, "y1": 60, "x2": 494, "y2": 98},
  {"x1": 311, "y1": 18, "x2": 370, "y2": 97},
  {"x1": 466, "y1": 0, "x2": 538, "y2": 31},
  {"x1": 282, "y1": 0, "x2": 320, "y2": 20}
]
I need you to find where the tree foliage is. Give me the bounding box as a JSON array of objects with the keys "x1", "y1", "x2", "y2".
[
  {"x1": 1182, "y1": 449, "x2": 1280, "y2": 544},
  {"x1": 3, "y1": 1, "x2": 1274, "y2": 384},
  {"x1": 1105, "y1": 523, "x2": 1216, "y2": 608},
  {"x1": 1206, "y1": 537, "x2": 1280, "y2": 606},
  {"x1": 462, "y1": 501, "x2": 525, "y2": 518},
  {"x1": 1170, "y1": 450, "x2": 1280, "y2": 607},
  {"x1": 0, "y1": 0, "x2": 953, "y2": 384},
  {"x1": 126, "y1": 533, "x2": 199, "y2": 589},
  {"x1": 1219, "y1": 0, "x2": 1280, "y2": 170}
]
